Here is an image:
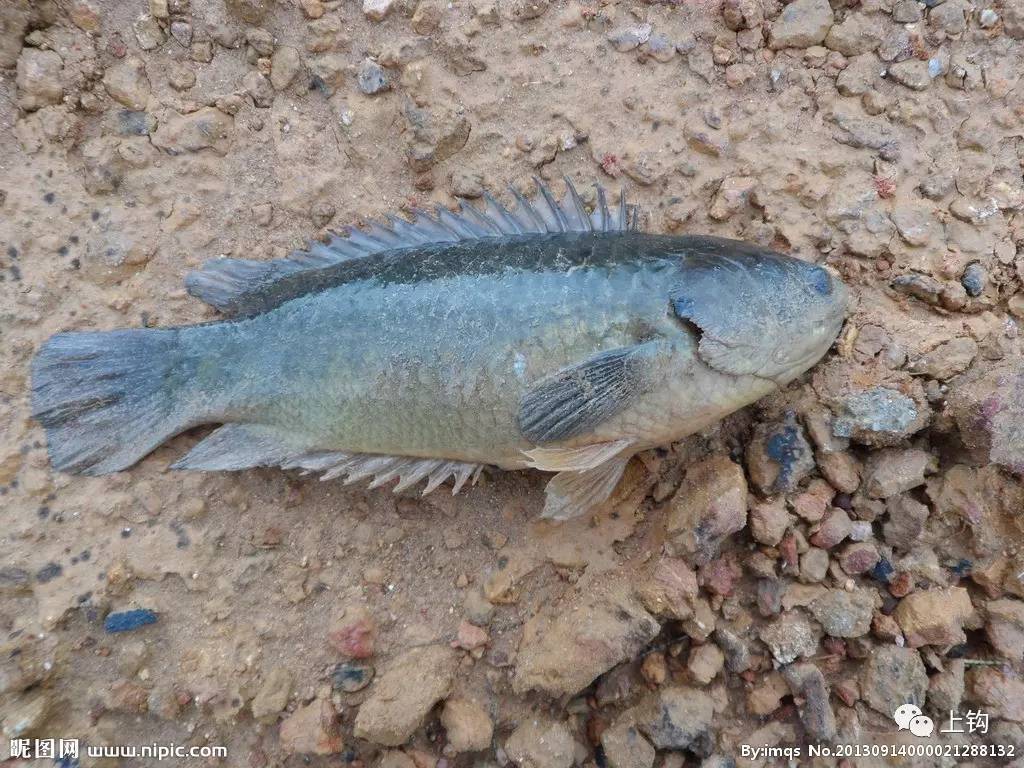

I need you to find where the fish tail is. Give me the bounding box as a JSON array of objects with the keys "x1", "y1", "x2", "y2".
[{"x1": 30, "y1": 328, "x2": 198, "y2": 475}]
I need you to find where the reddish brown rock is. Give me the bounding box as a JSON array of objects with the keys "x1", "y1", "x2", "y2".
[
  {"x1": 893, "y1": 587, "x2": 974, "y2": 647},
  {"x1": 667, "y1": 456, "x2": 747, "y2": 564}
]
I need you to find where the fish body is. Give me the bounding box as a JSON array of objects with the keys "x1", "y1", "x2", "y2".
[{"x1": 31, "y1": 183, "x2": 848, "y2": 518}]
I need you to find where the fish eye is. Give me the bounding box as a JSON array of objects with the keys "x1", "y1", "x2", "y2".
[{"x1": 807, "y1": 267, "x2": 832, "y2": 296}]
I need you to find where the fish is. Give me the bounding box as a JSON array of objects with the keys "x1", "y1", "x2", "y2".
[{"x1": 30, "y1": 179, "x2": 849, "y2": 520}]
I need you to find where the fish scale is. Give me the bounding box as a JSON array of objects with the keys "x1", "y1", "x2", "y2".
[{"x1": 30, "y1": 180, "x2": 847, "y2": 519}]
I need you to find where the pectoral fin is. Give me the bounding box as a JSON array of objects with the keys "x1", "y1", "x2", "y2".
[
  {"x1": 517, "y1": 342, "x2": 662, "y2": 444},
  {"x1": 541, "y1": 453, "x2": 632, "y2": 520}
]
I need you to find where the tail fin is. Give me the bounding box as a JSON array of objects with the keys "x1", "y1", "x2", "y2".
[{"x1": 30, "y1": 329, "x2": 193, "y2": 475}]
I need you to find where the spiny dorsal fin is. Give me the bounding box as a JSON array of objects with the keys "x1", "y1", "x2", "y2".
[{"x1": 185, "y1": 178, "x2": 641, "y2": 314}]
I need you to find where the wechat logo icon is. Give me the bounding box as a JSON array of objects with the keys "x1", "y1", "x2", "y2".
[{"x1": 894, "y1": 704, "x2": 934, "y2": 738}]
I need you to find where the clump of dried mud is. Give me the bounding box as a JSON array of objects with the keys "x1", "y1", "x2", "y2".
[{"x1": 2, "y1": 0, "x2": 1024, "y2": 765}]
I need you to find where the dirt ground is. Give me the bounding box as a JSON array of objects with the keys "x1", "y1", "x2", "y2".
[{"x1": 3, "y1": 0, "x2": 1024, "y2": 765}]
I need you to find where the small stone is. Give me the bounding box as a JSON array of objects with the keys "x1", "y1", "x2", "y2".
[
  {"x1": 809, "y1": 507, "x2": 852, "y2": 549},
  {"x1": 667, "y1": 456, "x2": 747, "y2": 564},
  {"x1": 279, "y1": 699, "x2": 344, "y2": 755},
  {"x1": 838, "y1": 542, "x2": 880, "y2": 575},
  {"x1": 791, "y1": 478, "x2": 835, "y2": 523},
  {"x1": 888, "y1": 59, "x2": 932, "y2": 90},
  {"x1": 746, "y1": 412, "x2": 815, "y2": 494},
  {"x1": 894, "y1": 587, "x2": 974, "y2": 647},
  {"x1": 411, "y1": 0, "x2": 444, "y2": 33},
  {"x1": 636, "y1": 557, "x2": 699, "y2": 621},
  {"x1": 986, "y1": 599, "x2": 1024, "y2": 662},
  {"x1": 929, "y1": 659, "x2": 965, "y2": 712},
  {"x1": 748, "y1": 498, "x2": 792, "y2": 546},
  {"x1": 403, "y1": 102, "x2": 471, "y2": 171},
  {"x1": 513, "y1": 585, "x2": 660, "y2": 697},
  {"x1": 831, "y1": 387, "x2": 924, "y2": 446},
  {"x1": 862, "y1": 448, "x2": 934, "y2": 498},
  {"x1": 242, "y1": 70, "x2": 274, "y2": 107},
  {"x1": 103, "y1": 57, "x2": 151, "y2": 110},
  {"x1": 450, "y1": 170, "x2": 484, "y2": 198},
  {"x1": 782, "y1": 663, "x2": 836, "y2": 740},
  {"x1": 170, "y1": 20, "x2": 192, "y2": 47},
  {"x1": 16, "y1": 49, "x2": 64, "y2": 111},
  {"x1": 505, "y1": 718, "x2": 575, "y2": 768},
  {"x1": 103, "y1": 608, "x2": 158, "y2": 633},
  {"x1": 270, "y1": 45, "x2": 301, "y2": 90},
  {"x1": 946, "y1": 359, "x2": 1024, "y2": 476},
  {"x1": 353, "y1": 645, "x2": 457, "y2": 746},
  {"x1": 709, "y1": 175, "x2": 756, "y2": 218},
  {"x1": 300, "y1": 0, "x2": 326, "y2": 17},
  {"x1": 357, "y1": 58, "x2": 389, "y2": 95},
  {"x1": 759, "y1": 610, "x2": 818, "y2": 664},
  {"x1": 769, "y1": 0, "x2": 834, "y2": 49},
  {"x1": 907, "y1": 337, "x2": 978, "y2": 381},
  {"x1": 628, "y1": 686, "x2": 714, "y2": 750},
  {"x1": 860, "y1": 645, "x2": 927, "y2": 716},
  {"x1": 809, "y1": 588, "x2": 875, "y2": 637},
  {"x1": 747, "y1": 672, "x2": 789, "y2": 715},
  {"x1": 168, "y1": 63, "x2": 196, "y2": 91},
  {"x1": 800, "y1": 549, "x2": 829, "y2": 584},
  {"x1": 817, "y1": 451, "x2": 861, "y2": 494},
  {"x1": 892, "y1": 0, "x2": 922, "y2": 22},
  {"x1": 331, "y1": 661, "x2": 374, "y2": 693},
  {"x1": 226, "y1": 0, "x2": 275, "y2": 23},
  {"x1": 251, "y1": 667, "x2": 292, "y2": 721},
  {"x1": 824, "y1": 13, "x2": 882, "y2": 55},
  {"x1": 608, "y1": 23, "x2": 652, "y2": 52},
  {"x1": 640, "y1": 652, "x2": 668, "y2": 686},
  {"x1": 687, "y1": 644, "x2": 724, "y2": 685},
  {"x1": 454, "y1": 620, "x2": 488, "y2": 651},
  {"x1": 246, "y1": 27, "x2": 274, "y2": 55},
  {"x1": 328, "y1": 608, "x2": 376, "y2": 659},
  {"x1": 967, "y1": 668, "x2": 1024, "y2": 722},
  {"x1": 133, "y1": 14, "x2": 166, "y2": 50},
  {"x1": 363, "y1": 0, "x2": 395, "y2": 20},
  {"x1": 601, "y1": 719, "x2": 656, "y2": 768},
  {"x1": 441, "y1": 697, "x2": 493, "y2": 753},
  {"x1": 715, "y1": 627, "x2": 752, "y2": 673},
  {"x1": 882, "y1": 494, "x2": 929, "y2": 550}
]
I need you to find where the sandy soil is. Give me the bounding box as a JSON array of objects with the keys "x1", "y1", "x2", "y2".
[{"x1": 3, "y1": 0, "x2": 1024, "y2": 765}]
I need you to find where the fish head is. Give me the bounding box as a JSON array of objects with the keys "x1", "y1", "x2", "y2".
[{"x1": 669, "y1": 237, "x2": 849, "y2": 385}]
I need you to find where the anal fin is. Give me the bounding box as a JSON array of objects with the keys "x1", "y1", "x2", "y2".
[
  {"x1": 172, "y1": 423, "x2": 300, "y2": 471},
  {"x1": 541, "y1": 454, "x2": 632, "y2": 520},
  {"x1": 524, "y1": 438, "x2": 634, "y2": 472}
]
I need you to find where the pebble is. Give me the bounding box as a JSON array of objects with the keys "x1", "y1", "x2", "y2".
[
  {"x1": 746, "y1": 412, "x2": 815, "y2": 494},
  {"x1": 16, "y1": 48, "x2": 64, "y2": 111},
  {"x1": 831, "y1": 387, "x2": 924, "y2": 446},
  {"x1": 968, "y1": 668, "x2": 1024, "y2": 722},
  {"x1": 747, "y1": 672, "x2": 789, "y2": 715},
  {"x1": 709, "y1": 175, "x2": 756, "y2": 219},
  {"x1": 357, "y1": 58, "x2": 389, "y2": 95},
  {"x1": 454, "y1": 619, "x2": 489, "y2": 651},
  {"x1": 893, "y1": 587, "x2": 974, "y2": 647},
  {"x1": 882, "y1": 494, "x2": 929, "y2": 550},
  {"x1": 353, "y1": 645, "x2": 457, "y2": 746},
  {"x1": 946, "y1": 359, "x2": 1024, "y2": 476},
  {"x1": 892, "y1": 0, "x2": 922, "y2": 22},
  {"x1": 887, "y1": 59, "x2": 932, "y2": 90},
  {"x1": 769, "y1": 0, "x2": 834, "y2": 49},
  {"x1": 628, "y1": 686, "x2": 714, "y2": 750},
  {"x1": 608, "y1": 23, "x2": 652, "y2": 52},
  {"x1": 838, "y1": 542, "x2": 880, "y2": 575},
  {"x1": 331, "y1": 661, "x2": 374, "y2": 692},
  {"x1": 929, "y1": 658, "x2": 965, "y2": 712},
  {"x1": 133, "y1": 15, "x2": 166, "y2": 50},
  {"x1": 816, "y1": 451, "x2": 861, "y2": 494},
  {"x1": 860, "y1": 646, "x2": 927, "y2": 716},
  {"x1": 270, "y1": 45, "x2": 301, "y2": 90},
  {"x1": 505, "y1": 718, "x2": 575, "y2": 768},
  {"x1": 441, "y1": 697, "x2": 493, "y2": 753},
  {"x1": 103, "y1": 56, "x2": 151, "y2": 110},
  {"x1": 279, "y1": 699, "x2": 344, "y2": 755},
  {"x1": 152, "y1": 106, "x2": 234, "y2": 154},
  {"x1": 782, "y1": 663, "x2": 836, "y2": 740},
  {"x1": 637, "y1": 557, "x2": 699, "y2": 621},
  {"x1": 104, "y1": 608, "x2": 158, "y2": 633},
  {"x1": 687, "y1": 644, "x2": 724, "y2": 685},
  {"x1": 824, "y1": 13, "x2": 882, "y2": 55},
  {"x1": 411, "y1": 0, "x2": 445, "y2": 33},
  {"x1": 748, "y1": 498, "x2": 792, "y2": 546},
  {"x1": 759, "y1": 610, "x2": 819, "y2": 664},
  {"x1": 667, "y1": 456, "x2": 747, "y2": 563},
  {"x1": 809, "y1": 507, "x2": 852, "y2": 549},
  {"x1": 170, "y1": 20, "x2": 192, "y2": 47},
  {"x1": 363, "y1": 0, "x2": 395, "y2": 20},
  {"x1": 907, "y1": 337, "x2": 978, "y2": 381},
  {"x1": 985, "y1": 599, "x2": 1024, "y2": 662},
  {"x1": 862, "y1": 448, "x2": 934, "y2": 498},
  {"x1": 226, "y1": 0, "x2": 274, "y2": 23},
  {"x1": 601, "y1": 720, "x2": 656, "y2": 768},
  {"x1": 328, "y1": 608, "x2": 376, "y2": 659},
  {"x1": 403, "y1": 102, "x2": 471, "y2": 171},
  {"x1": 250, "y1": 667, "x2": 292, "y2": 721},
  {"x1": 809, "y1": 588, "x2": 875, "y2": 637},
  {"x1": 513, "y1": 586, "x2": 660, "y2": 697}
]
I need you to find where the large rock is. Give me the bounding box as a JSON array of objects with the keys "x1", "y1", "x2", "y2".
[
  {"x1": 353, "y1": 645, "x2": 457, "y2": 746},
  {"x1": 947, "y1": 358, "x2": 1024, "y2": 475},
  {"x1": 514, "y1": 582, "x2": 660, "y2": 697},
  {"x1": 894, "y1": 587, "x2": 974, "y2": 647},
  {"x1": 769, "y1": 0, "x2": 834, "y2": 49},
  {"x1": 667, "y1": 456, "x2": 747, "y2": 563},
  {"x1": 860, "y1": 646, "x2": 927, "y2": 716}
]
